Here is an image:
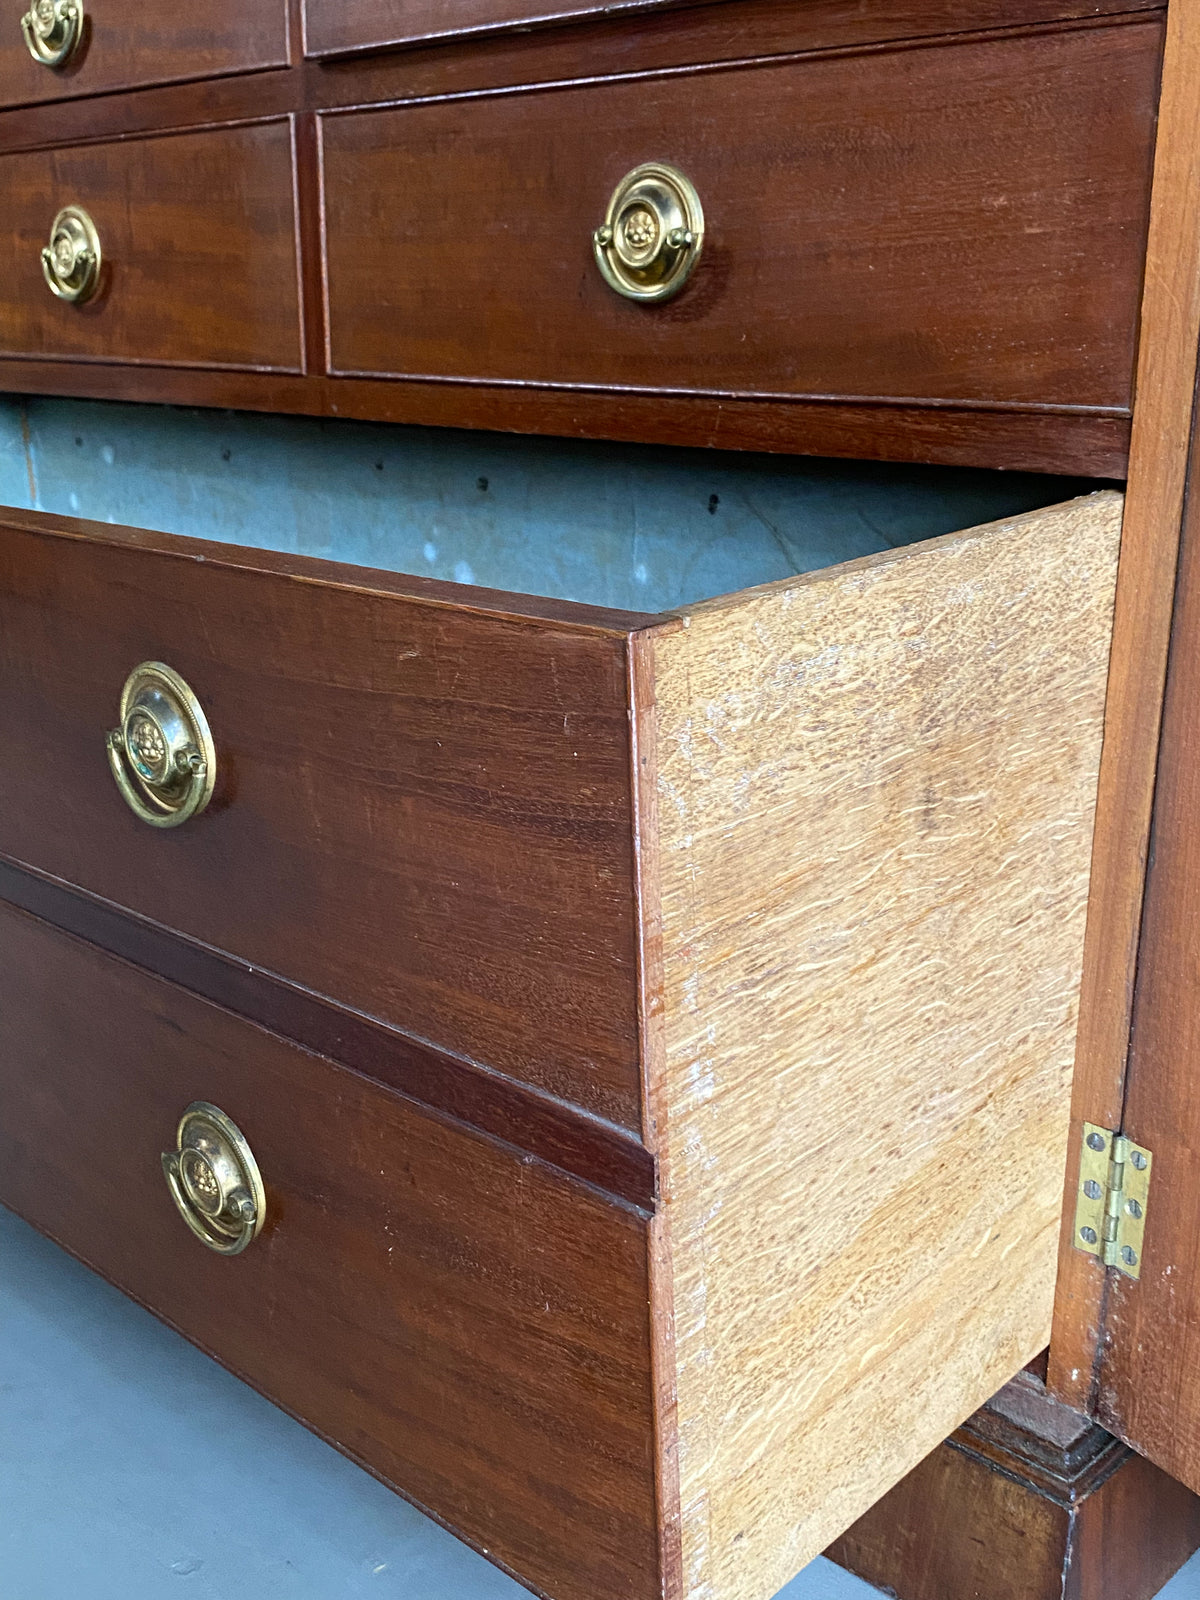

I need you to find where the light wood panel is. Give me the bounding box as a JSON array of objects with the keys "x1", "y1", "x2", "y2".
[
  {"x1": 1048, "y1": 0, "x2": 1200, "y2": 1412},
  {"x1": 646, "y1": 493, "x2": 1123, "y2": 1600}
]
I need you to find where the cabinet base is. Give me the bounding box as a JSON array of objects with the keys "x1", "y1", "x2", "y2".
[{"x1": 827, "y1": 1370, "x2": 1200, "y2": 1600}]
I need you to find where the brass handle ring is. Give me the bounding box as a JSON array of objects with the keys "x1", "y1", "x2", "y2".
[
  {"x1": 106, "y1": 661, "x2": 216, "y2": 829},
  {"x1": 42, "y1": 205, "x2": 101, "y2": 303},
  {"x1": 162, "y1": 1103, "x2": 266, "y2": 1257},
  {"x1": 592, "y1": 162, "x2": 704, "y2": 304},
  {"x1": 21, "y1": 0, "x2": 83, "y2": 67}
]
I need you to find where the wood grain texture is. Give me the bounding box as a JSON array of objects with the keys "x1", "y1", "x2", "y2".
[
  {"x1": 0, "y1": 120, "x2": 303, "y2": 372},
  {"x1": 0, "y1": 853, "x2": 658, "y2": 1208},
  {"x1": 321, "y1": 21, "x2": 1160, "y2": 412},
  {"x1": 0, "y1": 1, "x2": 1165, "y2": 151},
  {"x1": 828, "y1": 1383, "x2": 1200, "y2": 1600},
  {"x1": 645, "y1": 493, "x2": 1123, "y2": 1600},
  {"x1": 1047, "y1": 0, "x2": 1200, "y2": 1413},
  {"x1": 302, "y1": 0, "x2": 1163, "y2": 60},
  {"x1": 1076, "y1": 401, "x2": 1200, "y2": 1492},
  {"x1": 0, "y1": 0, "x2": 288, "y2": 110},
  {"x1": 0, "y1": 512, "x2": 647, "y2": 1130},
  {"x1": 0, "y1": 900, "x2": 659, "y2": 1600},
  {"x1": 304, "y1": 0, "x2": 722, "y2": 55},
  {"x1": 0, "y1": 3, "x2": 1160, "y2": 471}
]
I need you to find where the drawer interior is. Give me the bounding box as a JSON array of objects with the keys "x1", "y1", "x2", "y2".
[{"x1": 0, "y1": 396, "x2": 1108, "y2": 609}]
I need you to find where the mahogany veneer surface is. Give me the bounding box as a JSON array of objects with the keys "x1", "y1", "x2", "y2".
[
  {"x1": 0, "y1": 0, "x2": 289, "y2": 109},
  {"x1": 0, "y1": 119, "x2": 303, "y2": 372},
  {"x1": 0, "y1": 512, "x2": 647, "y2": 1130},
  {"x1": 304, "y1": 0, "x2": 721, "y2": 54},
  {"x1": 0, "y1": 0, "x2": 1167, "y2": 472},
  {"x1": 302, "y1": 0, "x2": 1162, "y2": 56},
  {"x1": 0, "y1": 901, "x2": 659, "y2": 1600},
  {"x1": 322, "y1": 21, "x2": 1161, "y2": 412}
]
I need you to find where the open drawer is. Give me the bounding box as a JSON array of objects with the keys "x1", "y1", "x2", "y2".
[{"x1": 0, "y1": 484, "x2": 1122, "y2": 1600}]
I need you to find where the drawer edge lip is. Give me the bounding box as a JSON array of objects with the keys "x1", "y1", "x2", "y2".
[
  {"x1": 0, "y1": 363, "x2": 1134, "y2": 475},
  {"x1": 0, "y1": 504, "x2": 658, "y2": 633},
  {"x1": 303, "y1": 0, "x2": 1167, "y2": 66},
  {"x1": 320, "y1": 369, "x2": 1134, "y2": 419},
  {"x1": 0, "y1": 854, "x2": 658, "y2": 1214},
  {"x1": 0, "y1": 54, "x2": 294, "y2": 118},
  {"x1": 0, "y1": 352, "x2": 307, "y2": 378}
]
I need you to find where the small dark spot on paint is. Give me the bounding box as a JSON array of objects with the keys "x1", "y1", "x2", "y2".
[
  {"x1": 707, "y1": 493, "x2": 720, "y2": 514},
  {"x1": 374, "y1": 460, "x2": 384, "y2": 471},
  {"x1": 74, "y1": 436, "x2": 83, "y2": 447},
  {"x1": 221, "y1": 448, "x2": 232, "y2": 462},
  {"x1": 477, "y1": 476, "x2": 489, "y2": 492}
]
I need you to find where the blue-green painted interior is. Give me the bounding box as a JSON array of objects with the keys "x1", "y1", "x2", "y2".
[{"x1": 0, "y1": 396, "x2": 1105, "y2": 612}]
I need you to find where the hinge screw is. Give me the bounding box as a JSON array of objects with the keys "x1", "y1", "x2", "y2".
[
  {"x1": 1080, "y1": 1226, "x2": 1099, "y2": 1245},
  {"x1": 1129, "y1": 1150, "x2": 1148, "y2": 1170},
  {"x1": 1083, "y1": 1179, "x2": 1102, "y2": 1199},
  {"x1": 1126, "y1": 1198, "x2": 1143, "y2": 1219},
  {"x1": 1087, "y1": 1131, "x2": 1106, "y2": 1151},
  {"x1": 1121, "y1": 1245, "x2": 1139, "y2": 1267}
]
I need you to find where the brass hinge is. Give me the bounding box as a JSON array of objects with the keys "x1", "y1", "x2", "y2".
[{"x1": 1073, "y1": 1122, "x2": 1152, "y2": 1280}]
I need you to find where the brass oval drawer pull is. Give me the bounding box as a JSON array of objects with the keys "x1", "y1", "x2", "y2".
[
  {"x1": 106, "y1": 661, "x2": 216, "y2": 829},
  {"x1": 41, "y1": 205, "x2": 101, "y2": 303},
  {"x1": 592, "y1": 162, "x2": 704, "y2": 304},
  {"x1": 162, "y1": 1103, "x2": 266, "y2": 1257},
  {"x1": 21, "y1": 0, "x2": 83, "y2": 67}
]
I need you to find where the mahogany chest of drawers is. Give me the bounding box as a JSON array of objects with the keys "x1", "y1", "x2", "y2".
[
  {"x1": 0, "y1": 0, "x2": 1166, "y2": 472},
  {"x1": 0, "y1": 1, "x2": 1173, "y2": 1597}
]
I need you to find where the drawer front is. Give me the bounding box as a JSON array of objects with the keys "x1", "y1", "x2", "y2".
[
  {"x1": 0, "y1": 902, "x2": 658, "y2": 1600},
  {"x1": 322, "y1": 19, "x2": 1160, "y2": 410},
  {"x1": 0, "y1": 517, "x2": 643, "y2": 1129},
  {"x1": 0, "y1": 121, "x2": 302, "y2": 372},
  {"x1": 305, "y1": 0, "x2": 709, "y2": 56},
  {"x1": 0, "y1": 0, "x2": 288, "y2": 108}
]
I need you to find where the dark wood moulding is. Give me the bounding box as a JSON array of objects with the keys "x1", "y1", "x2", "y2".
[{"x1": 0, "y1": 854, "x2": 658, "y2": 1211}]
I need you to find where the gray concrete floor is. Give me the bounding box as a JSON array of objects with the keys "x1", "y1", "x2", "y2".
[{"x1": 2, "y1": 1203, "x2": 1197, "y2": 1600}]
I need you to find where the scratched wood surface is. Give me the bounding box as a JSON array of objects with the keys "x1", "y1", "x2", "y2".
[{"x1": 646, "y1": 492, "x2": 1123, "y2": 1600}]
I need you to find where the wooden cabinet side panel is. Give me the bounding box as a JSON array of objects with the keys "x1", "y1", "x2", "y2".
[
  {"x1": 647, "y1": 494, "x2": 1123, "y2": 1600},
  {"x1": 1048, "y1": 0, "x2": 1200, "y2": 1413},
  {"x1": 1083, "y1": 418, "x2": 1200, "y2": 1492}
]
